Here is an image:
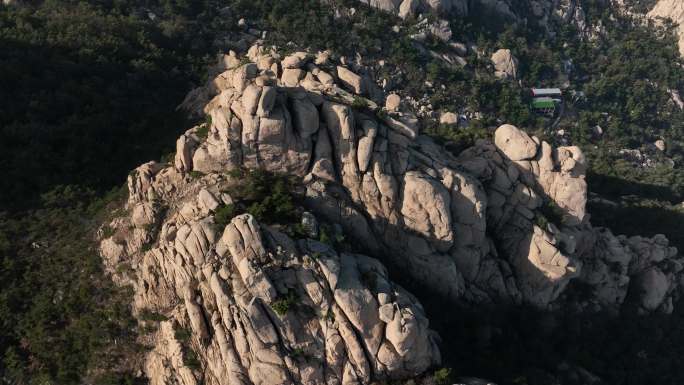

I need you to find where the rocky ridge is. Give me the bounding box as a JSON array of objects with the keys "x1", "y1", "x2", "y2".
[
  {"x1": 101, "y1": 41, "x2": 684, "y2": 384},
  {"x1": 648, "y1": 0, "x2": 684, "y2": 56},
  {"x1": 359, "y1": 0, "x2": 594, "y2": 36}
]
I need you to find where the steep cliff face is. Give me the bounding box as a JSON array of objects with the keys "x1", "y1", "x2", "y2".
[
  {"x1": 649, "y1": 0, "x2": 684, "y2": 56},
  {"x1": 101, "y1": 43, "x2": 684, "y2": 384}
]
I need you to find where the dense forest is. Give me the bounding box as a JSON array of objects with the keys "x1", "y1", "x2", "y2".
[
  {"x1": 3, "y1": 0, "x2": 684, "y2": 384},
  {"x1": 0, "y1": 1, "x2": 226, "y2": 383}
]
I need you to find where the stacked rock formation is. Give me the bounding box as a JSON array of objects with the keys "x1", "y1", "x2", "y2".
[{"x1": 101, "y1": 42, "x2": 684, "y2": 384}]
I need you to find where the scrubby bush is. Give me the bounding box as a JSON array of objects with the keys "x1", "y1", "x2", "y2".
[
  {"x1": 195, "y1": 123, "x2": 210, "y2": 139},
  {"x1": 139, "y1": 309, "x2": 168, "y2": 322},
  {"x1": 213, "y1": 204, "x2": 237, "y2": 230},
  {"x1": 424, "y1": 121, "x2": 490, "y2": 154},
  {"x1": 351, "y1": 96, "x2": 369, "y2": 109},
  {"x1": 432, "y1": 367, "x2": 453, "y2": 385},
  {"x1": 227, "y1": 169, "x2": 300, "y2": 225},
  {"x1": 271, "y1": 290, "x2": 298, "y2": 316},
  {"x1": 173, "y1": 325, "x2": 192, "y2": 343}
]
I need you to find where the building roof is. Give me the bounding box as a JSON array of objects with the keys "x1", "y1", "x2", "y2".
[
  {"x1": 532, "y1": 88, "x2": 562, "y2": 96},
  {"x1": 532, "y1": 98, "x2": 556, "y2": 109}
]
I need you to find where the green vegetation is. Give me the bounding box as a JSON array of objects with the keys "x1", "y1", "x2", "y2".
[
  {"x1": 432, "y1": 367, "x2": 453, "y2": 385},
  {"x1": 0, "y1": 0, "x2": 232, "y2": 382},
  {"x1": 2, "y1": 0, "x2": 684, "y2": 384},
  {"x1": 0, "y1": 0, "x2": 231, "y2": 211},
  {"x1": 271, "y1": 290, "x2": 298, "y2": 316},
  {"x1": 424, "y1": 121, "x2": 489, "y2": 154},
  {"x1": 173, "y1": 325, "x2": 192, "y2": 343},
  {"x1": 139, "y1": 309, "x2": 168, "y2": 322},
  {"x1": 213, "y1": 203, "x2": 237, "y2": 230},
  {"x1": 317, "y1": 223, "x2": 348, "y2": 250},
  {"x1": 183, "y1": 349, "x2": 202, "y2": 371},
  {"x1": 195, "y1": 123, "x2": 210, "y2": 140},
  {"x1": 424, "y1": 298, "x2": 684, "y2": 385},
  {"x1": 324, "y1": 308, "x2": 335, "y2": 322},
  {"x1": 222, "y1": 169, "x2": 300, "y2": 225},
  {"x1": 409, "y1": 3, "x2": 684, "y2": 253},
  {"x1": 115, "y1": 262, "x2": 135, "y2": 278},
  {"x1": 290, "y1": 347, "x2": 306, "y2": 359},
  {"x1": 351, "y1": 96, "x2": 370, "y2": 109},
  {"x1": 171, "y1": 324, "x2": 201, "y2": 370},
  {"x1": 0, "y1": 186, "x2": 142, "y2": 384},
  {"x1": 538, "y1": 200, "x2": 565, "y2": 226}
]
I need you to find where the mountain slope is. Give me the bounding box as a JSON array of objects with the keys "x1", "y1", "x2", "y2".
[{"x1": 100, "y1": 41, "x2": 684, "y2": 384}]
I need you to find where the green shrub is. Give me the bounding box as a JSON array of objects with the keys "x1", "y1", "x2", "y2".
[
  {"x1": 539, "y1": 200, "x2": 565, "y2": 225},
  {"x1": 140, "y1": 323, "x2": 158, "y2": 335},
  {"x1": 318, "y1": 225, "x2": 332, "y2": 246},
  {"x1": 271, "y1": 290, "x2": 298, "y2": 316},
  {"x1": 351, "y1": 96, "x2": 369, "y2": 109},
  {"x1": 195, "y1": 123, "x2": 210, "y2": 140},
  {"x1": 285, "y1": 222, "x2": 309, "y2": 239},
  {"x1": 433, "y1": 367, "x2": 453, "y2": 385},
  {"x1": 94, "y1": 372, "x2": 139, "y2": 385},
  {"x1": 228, "y1": 169, "x2": 299, "y2": 225},
  {"x1": 173, "y1": 326, "x2": 192, "y2": 342},
  {"x1": 115, "y1": 262, "x2": 134, "y2": 277},
  {"x1": 101, "y1": 224, "x2": 115, "y2": 238},
  {"x1": 291, "y1": 347, "x2": 305, "y2": 358},
  {"x1": 160, "y1": 151, "x2": 176, "y2": 165},
  {"x1": 423, "y1": 121, "x2": 489, "y2": 155},
  {"x1": 139, "y1": 309, "x2": 168, "y2": 322},
  {"x1": 226, "y1": 168, "x2": 244, "y2": 178},
  {"x1": 0, "y1": 185, "x2": 141, "y2": 383},
  {"x1": 214, "y1": 204, "x2": 237, "y2": 230},
  {"x1": 534, "y1": 214, "x2": 549, "y2": 230},
  {"x1": 317, "y1": 223, "x2": 348, "y2": 250},
  {"x1": 183, "y1": 349, "x2": 202, "y2": 370}
]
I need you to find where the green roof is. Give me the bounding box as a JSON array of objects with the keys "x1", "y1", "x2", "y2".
[{"x1": 532, "y1": 99, "x2": 555, "y2": 109}]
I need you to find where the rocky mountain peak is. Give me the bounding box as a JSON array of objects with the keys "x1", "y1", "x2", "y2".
[{"x1": 100, "y1": 40, "x2": 684, "y2": 384}]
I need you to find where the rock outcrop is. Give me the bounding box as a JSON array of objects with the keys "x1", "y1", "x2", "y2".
[
  {"x1": 491, "y1": 49, "x2": 518, "y2": 80},
  {"x1": 105, "y1": 188, "x2": 440, "y2": 385},
  {"x1": 648, "y1": 0, "x2": 684, "y2": 56},
  {"x1": 360, "y1": 0, "x2": 591, "y2": 36},
  {"x1": 101, "y1": 41, "x2": 684, "y2": 384},
  {"x1": 361, "y1": 0, "x2": 469, "y2": 19}
]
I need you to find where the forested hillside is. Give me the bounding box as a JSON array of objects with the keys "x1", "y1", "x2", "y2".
[
  {"x1": 0, "y1": 1, "x2": 226, "y2": 383},
  {"x1": 3, "y1": 0, "x2": 684, "y2": 384}
]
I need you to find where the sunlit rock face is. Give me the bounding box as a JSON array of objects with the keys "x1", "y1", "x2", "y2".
[
  {"x1": 649, "y1": 0, "x2": 684, "y2": 56},
  {"x1": 101, "y1": 42, "x2": 684, "y2": 385}
]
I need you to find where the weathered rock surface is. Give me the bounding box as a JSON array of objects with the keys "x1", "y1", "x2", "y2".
[
  {"x1": 491, "y1": 49, "x2": 518, "y2": 80},
  {"x1": 104, "y1": 199, "x2": 440, "y2": 385},
  {"x1": 102, "y1": 42, "x2": 684, "y2": 384},
  {"x1": 439, "y1": 112, "x2": 458, "y2": 126},
  {"x1": 361, "y1": 0, "x2": 589, "y2": 35},
  {"x1": 649, "y1": 0, "x2": 684, "y2": 57}
]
